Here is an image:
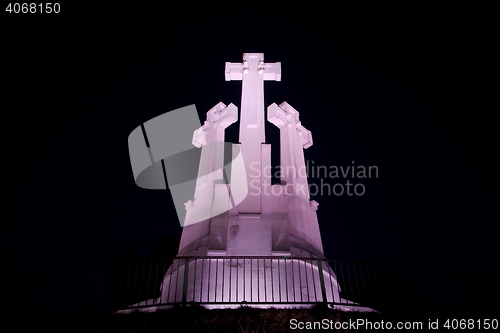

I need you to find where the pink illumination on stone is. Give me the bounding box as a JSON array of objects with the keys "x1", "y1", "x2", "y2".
[
  {"x1": 177, "y1": 53, "x2": 323, "y2": 259},
  {"x1": 125, "y1": 53, "x2": 371, "y2": 312}
]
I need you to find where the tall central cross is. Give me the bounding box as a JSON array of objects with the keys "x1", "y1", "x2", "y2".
[{"x1": 225, "y1": 53, "x2": 281, "y2": 213}]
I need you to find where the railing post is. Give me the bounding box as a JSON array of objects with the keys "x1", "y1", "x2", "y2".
[
  {"x1": 317, "y1": 259, "x2": 328, "y2": 303},
  {"x1": 182, "y1": 257, "x2": 190, "y2": 307}
]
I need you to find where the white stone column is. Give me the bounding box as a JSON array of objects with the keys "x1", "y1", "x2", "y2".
[
  {"x1": 179, "y1": 102, "x2": 237, "y2": 255},
  {"x1": 225, "y1": 53, "x2": 281, "y2": 214},
  {"x1": 268, "y1": 102, "x2": 323, "y2": 257}
]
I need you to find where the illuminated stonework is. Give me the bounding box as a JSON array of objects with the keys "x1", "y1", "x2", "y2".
[
  {"x1": 178, "y1": 53, "x2": 323, "y2": 259},
  {"x1": 126, "y1": 53, "x2": 370, "y2": 311}
]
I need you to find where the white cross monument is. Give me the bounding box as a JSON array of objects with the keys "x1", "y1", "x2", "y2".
[{"x1": 128, "y1": 53, "x2": 368, "y2": 311}]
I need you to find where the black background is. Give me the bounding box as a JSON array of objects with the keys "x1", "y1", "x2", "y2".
[{"x1": 2, "y1": 4, "x2": 496, "y2": 284}]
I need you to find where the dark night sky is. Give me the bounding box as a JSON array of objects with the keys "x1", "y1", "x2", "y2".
[{"x1": 2, "y1": 4, "x2": 497, "y2": 279}]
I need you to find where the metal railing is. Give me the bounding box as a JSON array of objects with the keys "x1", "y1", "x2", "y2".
[{"x1": 0, "y1": 256, "x2": 496, "y2": 315}]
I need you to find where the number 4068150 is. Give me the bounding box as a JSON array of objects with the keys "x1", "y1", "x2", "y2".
[{"x1": 5, "y1": 3, "x2": 60, "y2": 13}]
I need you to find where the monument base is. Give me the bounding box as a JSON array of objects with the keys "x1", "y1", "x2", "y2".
[
  {"x1": 116, "y1": 302, "x2": 377, "y2": 314},
  {"x1": 117, "y1": 257, "x2": 377, "y2": 313}
]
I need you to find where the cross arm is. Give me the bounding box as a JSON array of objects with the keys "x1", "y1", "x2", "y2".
[
  {"x1": 225, "y1": 61, "x2": 282, "y2": 81},
  {"x1": 263, "y1": 62, "x2": 281, "y2": 81},
  {"x1": 267, "y1": 102, "x2": 313, "y2": 148},
  {"x1": 225, "y1": 62, "x2": 244, "y2": 81}
]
